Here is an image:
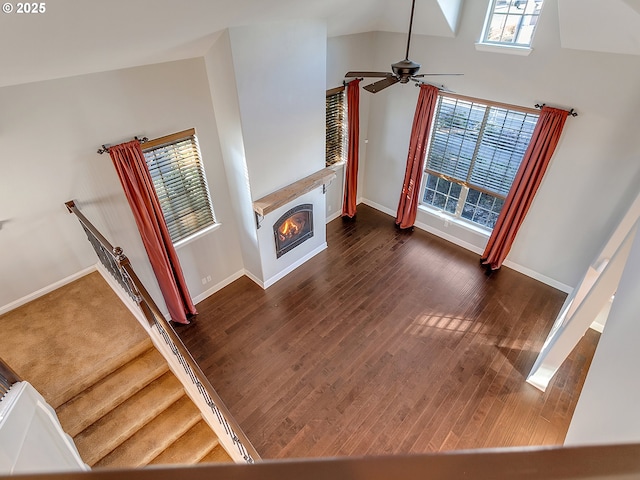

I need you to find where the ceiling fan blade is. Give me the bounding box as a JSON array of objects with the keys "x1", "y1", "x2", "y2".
[
  {"x1": 363, "y1": 76, "x2": 400, "y2": 93},
  {"x1": 345, "y1": 71, "x2": 394, "y2": 78},
  {"x1": 412, "y1": 73, "x2": 464, "y2": 77}
]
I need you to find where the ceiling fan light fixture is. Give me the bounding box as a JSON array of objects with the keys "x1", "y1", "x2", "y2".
[{"x1": 391, "y1": 59, "x2": 421, "y2": 82}]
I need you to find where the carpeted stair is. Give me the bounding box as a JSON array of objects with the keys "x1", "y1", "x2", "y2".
[
  {"x1": 56, "y1": 341, "x2": 232, "y2": 469},
  {"x1": 0, "y1": 271, "x2": 233, "y2": 469}
]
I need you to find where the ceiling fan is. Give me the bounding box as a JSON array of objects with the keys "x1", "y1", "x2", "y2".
[{"x1": 345, "y1": 0, "x2": 462, "y2": 93}]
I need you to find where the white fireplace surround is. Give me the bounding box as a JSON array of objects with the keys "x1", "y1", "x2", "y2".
[{"x1": 251, "y1": 168, "x2": 336, "y2": 289}]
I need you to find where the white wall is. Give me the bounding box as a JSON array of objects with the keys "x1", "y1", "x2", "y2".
[
  {"x1": 334, "y1": 0, "x2": 640, "y2": 289},
  {"x1": 0, "y1": 58, "x2": 244, "y2": 314},
  {"x1": 217, "y1": 20, "x2": 329, "y2": 285},
  {"x1": 325, "y1": 33, "x2": 375, "y2": 220},
  {"x1": 204, "y1": 31, "x2": 264, "y2": 283},
  {"x1": 229, "y1": 20, "x2": 327, "y2": 200},
  {"x1": 564, "y1": 226, "x2": 640, "y2": 445}
]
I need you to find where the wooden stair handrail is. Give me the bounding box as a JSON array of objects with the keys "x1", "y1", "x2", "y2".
[
  {"x1": 6, "y1": 442, "x2": 640, "y2": 480},
  {"x1": 120, "y1": 263, "x2": 260, "y2": 462},
  {"x1": 65, "y1": 200, "x2": 260, "y2": 463}
]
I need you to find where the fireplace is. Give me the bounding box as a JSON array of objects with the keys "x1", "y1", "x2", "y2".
[{"x1": 273, "y1": 204, "x2": 313, "y2": 258}]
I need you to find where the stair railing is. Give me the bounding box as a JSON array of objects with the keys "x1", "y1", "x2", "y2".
[
  {"x1": 0, "y1": 357, "x2": 21, "y2": 402},
  {"x1": 65, "y1": 200, "x2": 259, "y2": 464}
]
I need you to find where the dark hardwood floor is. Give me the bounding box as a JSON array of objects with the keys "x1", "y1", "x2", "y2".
[{"x1": 177, "y1": 204, "x2": 599, "y2": 459}]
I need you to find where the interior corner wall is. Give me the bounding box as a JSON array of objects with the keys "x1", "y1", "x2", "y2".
[
  {"x1": 204, "y1": 30, "x2": 264, "y2": 282},
  {"x1": 325, "y1": 33, "x2": 375, "y2": 220},
  {"x1": 564, "y1": 227, "x2": 640, "y2": 445},
  {"x1": 220, "y1": 20, "x2": 328, "y2": 284},
  {"x1": 0, "y1": 58, "x2": 245, "y2": 314},
  {"x1": 343, "y1": 0, "x2": 640, "y2": 289},
  {"x1": 228, "y1": 20, "x2": 327, "y2": 201}
]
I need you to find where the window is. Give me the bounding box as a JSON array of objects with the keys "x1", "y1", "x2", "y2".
[
  {"x1": 421, "y1": 95, "x2": 539, "y2": 230},
  {"x1": 142, "y1": 128, "x2": 216, "y2": 243},
  {"x1": 481, "y1": 0, "x2": 544, "y2": 47},
  {"x1": 326, "y1": 86, "x2": 347, "y2": 166}
]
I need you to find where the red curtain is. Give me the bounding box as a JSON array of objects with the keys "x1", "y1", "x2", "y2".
[
  {"x1": 481, "y1": 106, "x2": 569, "y2": 270},
  {"x1": 109, "y1": 140, "x2": 197, "y2": 324},
  {"x1": 342, "y1": 78, "x2": 361, "y2": 218},
  {"x1": 395, "y1": 84, "x2": 440, "y2": 229}
]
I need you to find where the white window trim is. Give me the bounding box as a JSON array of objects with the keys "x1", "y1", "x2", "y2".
[
  {"x1": 173, "y1": 222, "x2": 222, "y2": 250},
  {"x1": 142, "y1": 128, "x2": 217, "y2": 245},
  {"x1": 478, "y1": 0, "x2": 543, "y2": 53},
  {"x1": 418, "y1": 203, "x2": 491, "y2": 238},
  {"x1": 419, "y1": 93, "x2": 539, "y2": 232},
  {"x1": 474, "y1": 42, "x2": 532, "y2": 56}
]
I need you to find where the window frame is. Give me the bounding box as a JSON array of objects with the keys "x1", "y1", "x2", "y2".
[
  {"x1": 326, "y1": 86, "x2": 348, "y2": 167},
  {"x1": 142, "y1": 128, "x2": 217, "y2": 245},
  {"x1": 419, "y1": 92, "x2": 539, "y2": 231},
  {"x1": 479, "y1": 0, "x2": 545, "y2": 50}
]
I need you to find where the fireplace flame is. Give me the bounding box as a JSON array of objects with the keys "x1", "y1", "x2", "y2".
[{"x1": 278, "y1": 213, "x2": 306, "y2": 242}]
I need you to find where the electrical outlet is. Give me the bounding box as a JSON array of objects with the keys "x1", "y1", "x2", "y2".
[
  {"x1": 201, "y1": 277, "x2": 207, "y2": 285},
  {"x1": 207, "y1": 275, "x2": 212, "y2": 282}
]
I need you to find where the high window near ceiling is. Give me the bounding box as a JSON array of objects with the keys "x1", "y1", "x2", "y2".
[
  {"x1": 479, "y1": 0, "x2": 544, "y2": 51},
  {"x1": 421, "y1": 94, "x2": 539, "y2": 230},
  {"x1": 326, "y1": 86, "x2": 347, "y2": 166},
  {"x1": 142, "y1": 128, "x2": 216, "y2": 244}
]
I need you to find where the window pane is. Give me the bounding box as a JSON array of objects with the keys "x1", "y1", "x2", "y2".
[
  {"x1": 462, "y1": 188, "x2": 504, "y2": 229},
  {"x1": 487, "y1": 13, "x2": 507, "y2": 42},
  {"x1": 427, "y1": 98, "x2": 485, "y2": 183},
  {"x1": 469, "y1": 108, "x2": 537, "y2": 197},
  {"x1": 143, "y1": 133, "x2": 215, "y2": 243},
  {"x1": 422, "y1": 174, "x2": 461, "y2": 214},
  {"x1": 326, "y1": 89, "x2": 347, "y2": 166},
  {"x1": 483, "y1": 0, "x2": 544, "y2": 47},
  {"x1": 422, "y1": 94, "x2": 539, "y2": 231}
]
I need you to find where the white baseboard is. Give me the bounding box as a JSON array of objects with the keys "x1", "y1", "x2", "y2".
[
  {"x1": 502, "y1": 259, "x2": 572, "y2": 294},
  {"x1": 243, "y1": 243, "x2": 328, "y2": 290},
  {"x1": 360, "y1": 198, "x2": 395, "y2": 217},
  {"x1": 0, "y1": 266, "x2": 97, "y2": 316},
  {"x1": 243, "y1": 269, "x2": 265, "y2": 289},
  {"x1": 263, "y1": 242, "x2": 328, "y2": 289},
  {"x1": 192, "y1": 270, "x2": 245, "y2": 304},
  {"x1": 326, "y1": 210, "x2": 342, "y2": 223},
  {"x1": 360, "y1": 198, "x2": 573, "y2": 294}
]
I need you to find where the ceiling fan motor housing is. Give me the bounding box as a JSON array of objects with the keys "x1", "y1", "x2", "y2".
[{"x1": 392, "y1": 59, "x2": 421, "y2": 82}]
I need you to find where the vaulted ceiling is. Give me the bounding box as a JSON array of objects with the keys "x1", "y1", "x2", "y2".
[{"x1": 0, "y1": 0, "x2": 638, "y2": 88}]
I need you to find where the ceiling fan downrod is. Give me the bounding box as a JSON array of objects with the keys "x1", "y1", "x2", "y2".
[{"x1": 405, "y1": 0, "x2": 416, "y2": 61}]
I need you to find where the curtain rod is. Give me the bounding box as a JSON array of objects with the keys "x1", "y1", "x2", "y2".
[
  {"x1": 97, "y1": 136, "x2": 149, "y2": 155},
  {"x1": 535, "y1": 103, "x2": 578, "y2": 117}
]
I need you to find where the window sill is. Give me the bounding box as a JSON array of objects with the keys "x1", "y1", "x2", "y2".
[
  {"x1": 418, "y1": 205, "x2": 491, "y2": 238},
  {"x1": 474, "y1": 42, "x2": 532, "y2": 56},
  {"x1": 173, "y1": 223, "x2": 221, "y2": 250}
]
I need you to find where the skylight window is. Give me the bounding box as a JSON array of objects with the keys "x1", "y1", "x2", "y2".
[{"x1": 481, "y1": 0, "x2": 544, "y2": 48}]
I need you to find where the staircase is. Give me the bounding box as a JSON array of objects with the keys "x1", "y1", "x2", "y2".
[{"x1": 54, "y1": 338, "x2": 232, "y2": 469}]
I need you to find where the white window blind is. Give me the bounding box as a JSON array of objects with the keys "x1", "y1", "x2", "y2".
[
  {"x1": 422, "y1": 95, "x2": 539, "y2": 229},
  {"x1": 143, "y1": 129, "x2": 215, "y2": 243},
  {"x1": 326, "y1": 87, "x2": 347, "y2": 166}
]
